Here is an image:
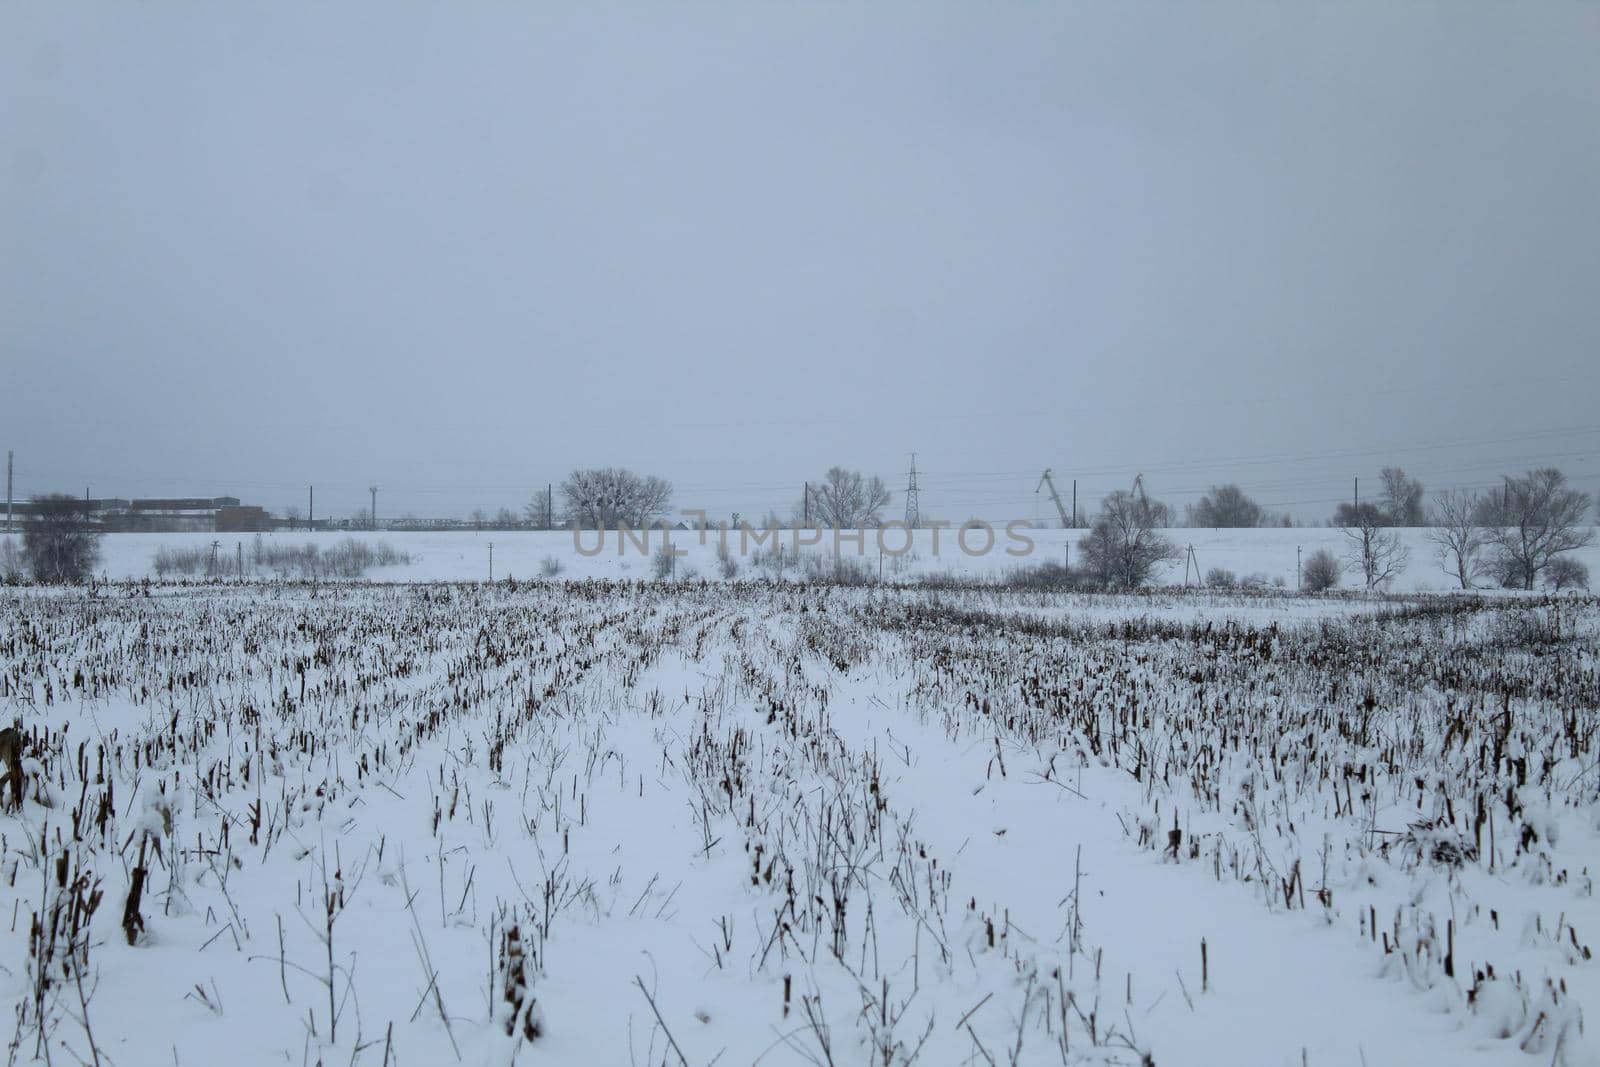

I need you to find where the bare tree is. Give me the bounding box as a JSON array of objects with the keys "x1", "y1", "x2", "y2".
[
  {"x1": 22, "y1": 495, "x2": 103, "y2": 583},
  {"x1": 1185, "y1": 484, "x2": 1263, "y2": 528},
  {"x1": 524, "y1": 492, "x2": 554, "y2": 530},
  {"x1": 1544, "y1": 557, "x2": 1589, "y2": 592},
  {"x1": 1341, "y1": 507, "x2": 1408, "y2": 589},
  {"x1": 1380, "y1": 467, "x2": 1425, "y2": 526},
  {"x1": 804, "y1": 467, "x2": 891, "y2": 528},
  {"x1": 1077, "y1": 489, "x2": 1180, "y2": 587},
  {"x1": 1424, "y1": 488, "x2": 1487, "y2": 589},
  {"x1": 560, "y1": 468, "x2": 672, "y2": 529},
  {"x1": 1481, "y1": 468, "x2": 1594, "y2": 589}
]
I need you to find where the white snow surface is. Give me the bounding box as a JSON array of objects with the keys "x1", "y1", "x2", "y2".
[
  {"x1": 1, "y1": 582, "x2": 1596, "y2": 1066},
  {"x1": 60, "y1": 525, "x2": 1600, "y2": 590}
]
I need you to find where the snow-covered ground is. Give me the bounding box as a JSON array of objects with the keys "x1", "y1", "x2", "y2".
[
  {"x1": 52, "y1": 525, "x2": 1600, "y2": 591},
  {"x1": 1, "y1": 584, "x2": 1595, "y2": 1066}
]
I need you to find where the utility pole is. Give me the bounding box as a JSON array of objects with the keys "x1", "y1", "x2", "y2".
[
  {"x1": 1297, "y1": 545, "x2": 1302, "y2": 592},
  {"x1": 5, "y1": 451, "x2": 12, "y2": 533},
  {"x1": 904, "y1": 453, "x2": 920, "y2": 530},
  {"x1": 1181, "y1": 544, "x2": 1199, "y2": 587},
  {"x1": 488, "y1": 541, "x2": 494, "y2": 582},
  {"x1": 1071, "y1": 479, "x2": 1077, "y2": 528},
  {"x1": 308, "y1": 486, "x2": 314, "y2": 530},
  {"x1": 369, "y1": 486, "x2": 378, "y2": 531},
  {"x1": 803, "y1": 482, "x2": 810, "y2": 527},
  {"x1": 547, "y1": 484, "x2": 553, "y2": 530},
  {"x1": 237, "y1": 542, "x2": 243, "y2": 580}
]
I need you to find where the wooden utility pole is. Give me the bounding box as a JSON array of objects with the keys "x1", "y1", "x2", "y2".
[
  {"x1": 4, "y1": 451, "x2": 11, "y2": 532},
  {"x1": 488, "y1": 542, "x2": 494, "y2": 582},
  {"x1": 803, "y1": 482, "x2": 810, "y2": 526},
  {"x1": 547, "y1": 484, "x2": 553, "y2": 530},
  {"x1": 308, "y1": 486, "x2": 314, "y2": 530},
  {"x1": 1071, "y1": 479, "x2": 1077, "y2": 528},
  {"x1": 369, "y1": 486, "x2": 378, "y2": 530}
]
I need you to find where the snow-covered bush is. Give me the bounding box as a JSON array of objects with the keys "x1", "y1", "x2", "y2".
[
  {"x1": 1302, "y1": 548, "x2": 1341, "y2": 592},
  {"x1": 715, "y1": 540, "x2": 740, "y2": 579},
  {"x1": 0, "y1": 536, "x2": 25, "y2": 582}
]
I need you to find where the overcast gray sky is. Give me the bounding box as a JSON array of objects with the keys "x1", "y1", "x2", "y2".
[{"x1": 3, "y1": 1, "x2": 1597, "y2": 524}]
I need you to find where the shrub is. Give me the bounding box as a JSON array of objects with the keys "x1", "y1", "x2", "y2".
[
  {"x1": 800, "y1": 554, "x2": 875, "y2": 586},
  {"x1": 153, "y1": 546, "x2": 213, "y2": 578},
  {"x1": 1486, "y1": 552, "x2": 1533, "y2": 590},
  {"x1": 715, "y1": 541, "x2": 740, "y2": 579},
  {"x1": 157, "y1": 538, "x2": 409, "y2": 581},
  {"x1": 750, "y1": 546, "x2": 792, "y2": 579},
  {"x1": 1204, "y1": 567, "x2": 1237, "y2": 590},
  {"x1": 319, "y1": 539, "x2": 409, "y2": 578},
  {"x1": 1543, "y1": 556, "x2": 1589, "y2": 592},
  {"x1": 0, "y1": 537, "x2": 24, "y2": 582},
  {"x1": 1302, "y1": 548, "x2": 1341, "y2": 593},
  {"x1": 886, "y1": 549, "x2": 921, "y2": 579},
  {"x1": 1004, "y1": 562, "x2": 1092, "y2": 591},
  {"x1": 539, "y1": 555, "x2": 564, "y2": 579},
  {"x1": 22, "y1": 495, "x2": 102, "y2": 583}
]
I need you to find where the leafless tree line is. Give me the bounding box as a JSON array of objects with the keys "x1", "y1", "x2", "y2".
[{"x1": 1426, "y1": 469, "x2": 1593, "y2": 590}]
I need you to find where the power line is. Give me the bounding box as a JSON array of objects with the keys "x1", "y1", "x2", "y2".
[{"x1": 18, "y1": 422, "x2": 1592, "y2": 499}]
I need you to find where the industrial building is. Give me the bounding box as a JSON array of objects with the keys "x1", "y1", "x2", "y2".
[{"x1": 3, "y1": 495, "x2": 271, "y2": 532}]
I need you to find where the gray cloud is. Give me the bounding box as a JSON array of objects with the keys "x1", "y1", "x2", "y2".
[{"x1": 3, "y1": 1, "x2": 1597, "y2": 523}]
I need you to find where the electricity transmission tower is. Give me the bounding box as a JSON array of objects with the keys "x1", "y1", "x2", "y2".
[{"x1": 904, "y1": 453, "x2": 920, "y2": 529}]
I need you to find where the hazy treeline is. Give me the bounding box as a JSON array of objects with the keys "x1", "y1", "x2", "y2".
[{"x1": 152, "y1": 537, "x2": 411, "y2": 580}]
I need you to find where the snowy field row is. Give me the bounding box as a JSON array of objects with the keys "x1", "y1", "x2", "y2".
[
  {"x1": 1, "y1": 584, "x2": 1595, "y2": 1066},
  {"x1": 47, "y1": 526, "x2": 1600, "y2": 592}
]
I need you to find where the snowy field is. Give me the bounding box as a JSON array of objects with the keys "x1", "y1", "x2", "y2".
[
  {"x1": 1, "y1": 583, "x2": 1596, "y2": 1066},
  {"x1": 58, "y1": 526, "x2": 1600, "y2": 591}
]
